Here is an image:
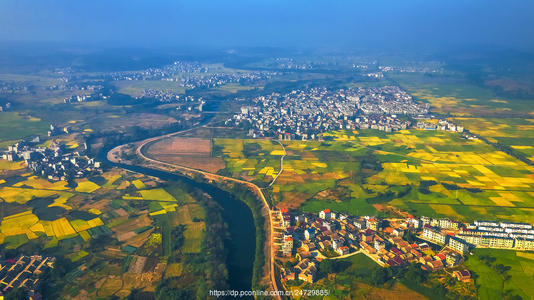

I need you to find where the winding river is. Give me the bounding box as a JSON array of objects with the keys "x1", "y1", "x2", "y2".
[{"x1": 102, "y1": 152, "x2": 256, "y2": 295}]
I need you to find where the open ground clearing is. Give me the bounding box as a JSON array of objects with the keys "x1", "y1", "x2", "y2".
[{"x1": 146, "y1": 137, "x2": 225, "y2": 173}]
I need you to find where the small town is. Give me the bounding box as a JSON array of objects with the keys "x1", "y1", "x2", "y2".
[
  {"x1": 227, "y1": 86, "x2": 430, "y2": 140},
  {"x1": 139, "y1": 89, "x2": 205, "y2": 112},
  {"x1": 275, "y1": 209, "x2": 534, "y2": 285},
  {"x1": 0, "y1": 255, "x2": 55, "y2": 298},
  {"x1": 107, "y1": 60, "x2": 277, "y2": 89},
  {"x1": 62, "y1": 84, "x2": 107, "y2": 104}
]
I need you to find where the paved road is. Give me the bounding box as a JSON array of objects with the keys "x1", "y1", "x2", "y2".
[
  {"x1": 264, "y1": 139, "x2": 286, "y2": 189},
  {"x1": 327, "y1": 250, "x2": 362, "y2": 260}
]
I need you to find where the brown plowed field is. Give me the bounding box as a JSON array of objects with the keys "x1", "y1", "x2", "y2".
[{"x1": 146, "y1": 137, "x2": 225, "y2": 173}]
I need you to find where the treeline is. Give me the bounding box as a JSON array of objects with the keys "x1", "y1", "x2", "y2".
[
  {"x1": 366, "y1": 185, "x2": 411, "y2": 204},
  {"x1": 475, "y1": 255, "x2": 523, "y2": 300},
  {"x1": 369, "y1": 264, "x2": 477, "y2": 300},
  {"x1": 318, "y1": 260, "x2": 475, "y2": 300},
  {"x1": 477, "y1": 135, "x2": 533, "y2": 166}
]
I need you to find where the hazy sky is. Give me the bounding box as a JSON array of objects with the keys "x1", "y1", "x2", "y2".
[{"x1": 1, "y1": 0, "x2": 533, "y2": 52}]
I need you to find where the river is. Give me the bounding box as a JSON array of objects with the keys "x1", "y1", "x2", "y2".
[{"x1": 102, "y1": 154, "x2": 256, "y2": 296}]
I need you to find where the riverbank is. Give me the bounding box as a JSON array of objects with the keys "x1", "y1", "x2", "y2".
[
  {"x1": 103, "y1": 157, "x2": 257, "y2": 295},
  {"x1": 107, "y1": 133, "x2": 280, "y2": 296}
]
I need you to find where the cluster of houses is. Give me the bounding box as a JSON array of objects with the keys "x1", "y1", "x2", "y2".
[
  {"x1": 63, "y1": 91, "x2": 107, "y2": 104},
  {"x1": 277, "y1": 209, "x2": 471, "y2": 284},
  {"x1": 2, "y1": 138, "x2": 101, "y2": 182},
  {"x1": 270, "y1": 58, "x2": 313, "y2": 70},
  {"x1": 0, "y1": 101, "x2": 11, "y2": 112},
  {"x1": 107, "y1": 60, "x2": 276, "y2": 90},
  {"x1": 227, "y1": 86, "x2": 429, "y2": 140},
  {"x1": 278, "y1": 209, "x2": 534, "y2": 285},
  {"x1": 353, "y1": 115, "x2": 411, "y2": 132},
  {"x1": 351, "y1": 61, "x2": 443, "y2": 74},
  {"x1": 139, "y1": 89, "x2": 205, "y2": 111},
  {"x1": 0, "y1": 255, "x2": 55, "y2": 299},
  {"x1": 378, "y1": 62, "x2": 444, "y2": 73},
  {"x1": 457, "y1": 221, "x2": 534, "y2": 250},
  {"x1": 357, "y1": 86, "x2": 429, "y2": 115},
  {"x1": 60, "y1": 83, "x2": 105, "y2": 104},
  {"x1": 180, "y1": 71, "x2": 274, "y2": 90},
  {"x1": 420, "y1": 217, "x2": 534, "y2": 251},
  {"x1": 415, "y1": 119, "x2": 464, "y2": 133},
  {"x1": 109, "y1": 61, "x2": 207, "y2": 81},
  {"x1": 0, "y1": 81, "x2": 28, "y2": 93}
]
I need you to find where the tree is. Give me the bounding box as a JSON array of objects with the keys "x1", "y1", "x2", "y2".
[
  {"x1": 6, "y1": 287, "x2": 28, "y2": 300},
  {"x1": 429, "y1": 281, "x2": 447, "y2": 297},
  {"x1": 283, "y1": 260, "x2": 294, "y2": 270},
  {"x1": 494, "y1": 263, "x2": 511, "y2": 275},
  {"x1": 371, "y1": 268, "x2": 390, "y2": 286},
  {"x1": 403, "y1": 263, "x2": 427, "y2": 283},
  {"x1": 319, "y1": 259, "x2": 337, "y2": 275},
  {"x1": 446, "y1": 276, "x2": 456, "y2": 286}
]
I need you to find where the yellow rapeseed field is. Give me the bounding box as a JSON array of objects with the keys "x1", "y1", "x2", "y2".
[
  {"x1": 75, "y1": 180, "x2": 100, "y2": 193},
  {"x1": 51, "y1": 218, "x2": 77, "y2": 239},
  {"x1": 138, "y1": 188, "x2": 176, "y2": 202},
  {"x1": 0, "y1": 187, "x2": 57, "y2": 204},
  {"x1": 0, "y1": 159, "x2": 26, "y2": 170},
  {"x1": 13, "y1": 176, "x2": 69, "y2": 190}
]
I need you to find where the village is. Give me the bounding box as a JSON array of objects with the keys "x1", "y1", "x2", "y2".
[
  {"x1": 0, "y1": 255, "x2": 55, "y2": 299},
  {"x1": 107, "y1": 60, "x2": 277, "y2": 89},
  {"x1": 1, "y1": 133, "x2": 101, "y2": 182},
  {"x1": 139, "y1": 89, "x2": 205, "y2": 112},
  {"x1": 275, "y1": 209, "x2": 534, "y2": 285},
  {"x1": 227, "y1": 86, "x2": 431, "y2": 140}
]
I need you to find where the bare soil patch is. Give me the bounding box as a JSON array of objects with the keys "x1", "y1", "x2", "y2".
[
  {"x1": 276, "y1": 191, "x2": 310, "y2": 210},
  {"x1": 146, "y1": 137, "x2": 225, "y2": 173},
  {"x1": 355, "y1": 282, "x2": 427, "y2": 300}
]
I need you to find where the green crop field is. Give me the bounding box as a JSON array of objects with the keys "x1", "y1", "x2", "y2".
[
  {"x1": 0, "y1": 112, "x2": 49, "y2": 148},
  {"x1": 112, "y1": 80, "x2": 186, "y2": 97},
  {"x1": 216, "y1": 83, "x2": 258, "y2": 93},
  {"x1": 455, "y1": 117, "x2": 534, "y2": 162},
  {"x1": 123, "y1": 188, "x2": 177, "y2": 202},
  {"x1": 214, "y1": 128, "x2": 534, "y2": 222},
  {"x1": 390, "y1": 73, "x2": 534, "y2": 117},
  {"x1": 465, "y1": 249, "x2": 534, "y2": 300},
  {"x1": 182, "y1": 222, "x2": 204, "y2": 253},
  {"x1": 0, "y1": 162, "x2": 212, "y2": 298}
]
